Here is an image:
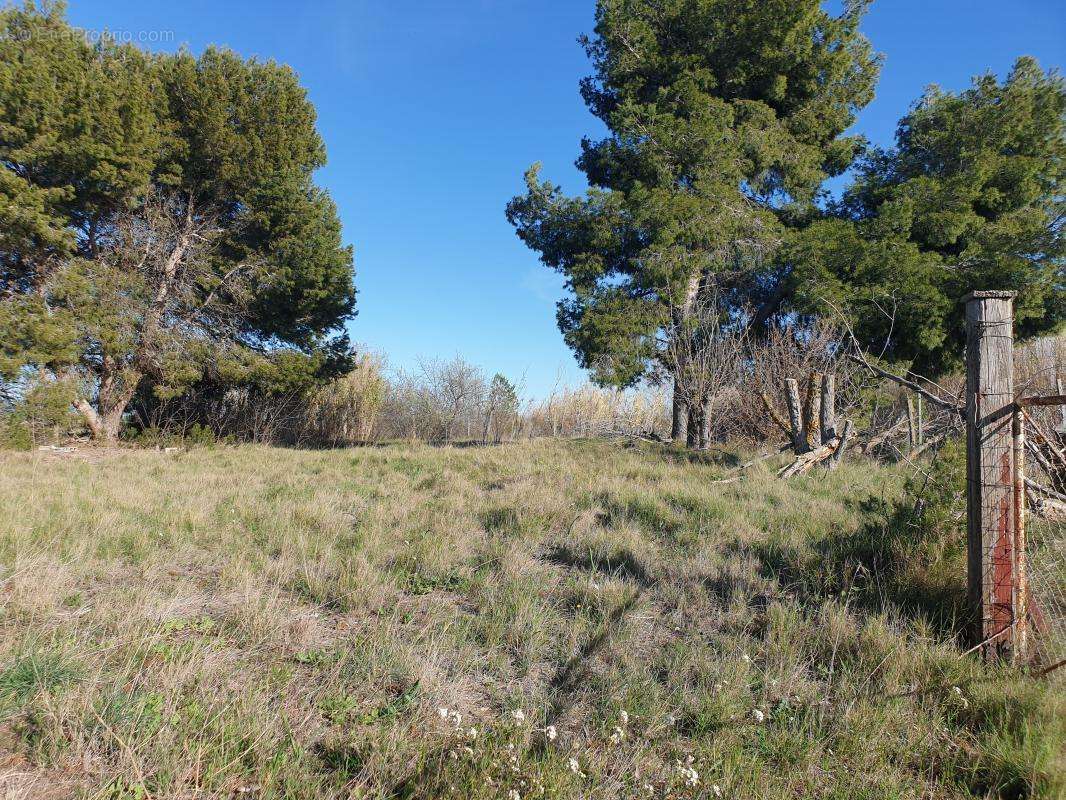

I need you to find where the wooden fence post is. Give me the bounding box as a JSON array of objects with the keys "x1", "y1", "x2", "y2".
[{"x1": 964, "y1": 291, "x2": 1020, "y2": 659}]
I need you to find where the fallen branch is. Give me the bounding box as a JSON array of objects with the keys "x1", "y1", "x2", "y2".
[
  {"x1": 710, "y1": 445, "x2": 791, "y2": 484},
  {"x1": 1025, "y1": 479, "x2": 1066, "y2": 504},
  {"x1": 1017, "y1": 394, "x2": 1066, "y2": 408},
  {"x1": 1025, "y1": 439, "x2": 1058, "y2": 480},
  {"x1": 1037, "y1": 658, "x2": 1066, "y2": 678},
  {"x1": 829, "y1": 420, "x2": 854, "y2": 470},
  {"x1": 778, "y1": 436, "x2": 847, "y2": 479},
  {"x1": 1025, "y1": 485, "x2": 1066, "y2": 519},
  {"x1": 846, "y1": 354, "x2": 963, "y2": 416},
  {"x1": 760, "y1": 393, "x2": 792, "y2": 437},
  {"x1": 904, "y1": 430, "x2": 952, "y2": 461},
  {"x1": 861, "y1": 414, "x2": 908, "y2": 455}
]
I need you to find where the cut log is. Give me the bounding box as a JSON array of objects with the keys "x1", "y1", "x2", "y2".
[
  {"x1": 778, "y1": 436, "x2": 842, "y2": 479},
  {"x1": 784, "y1": 378, "x2": 805, "y2": 453},
  {"x1": 803, "y1": 372, "x2": 823, "y2": 450},
  {"x1": 820, "y1": 373, "x2": 836, "y2": 444}
]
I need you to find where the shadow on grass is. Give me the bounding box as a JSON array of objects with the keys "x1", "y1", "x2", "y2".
[
  {"x1": 544, "y1": 589, "x2": 644, "y2": 726},
  {"x1": 636, "y1": 440, "x2": 744, "y2": 468},
  {"x1": 751, "y1": 494, "x2": 971, "y2": 640},
  {"x1": 543, "y1": 543, "x2": 656, "y2": 589}
]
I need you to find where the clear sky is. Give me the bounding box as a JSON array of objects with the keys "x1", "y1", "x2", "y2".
[{"x1": 64, "y1": 0, "x2": 1065, "y2": 398}]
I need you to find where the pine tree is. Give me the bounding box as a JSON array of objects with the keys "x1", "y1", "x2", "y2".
[
  {"x1": 0, "y1": 4, "x2": 356, "y2": 439},
  {"x1": 791, "y1": 57, "x2": 1065, "y2": 375},
  {"x1": 507, "y1": 0, "x2": 879, "y2": 447}
]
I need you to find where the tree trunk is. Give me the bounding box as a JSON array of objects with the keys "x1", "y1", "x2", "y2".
[
  {"x1": 686, "y1": 400, "x2": 710, "y2": 450},
  {"x1": 697, "y1": 398, "x2": 711, "y2": 450},
  {"x1": 673, "y1": 273, "x2": 702, "y2": 448},
  {"x1": 75, "y1": 356, "x2": 141, "y2": 442},
  {"x1": 672, "y1": 380, "x2": 688, "y2": 444},
  {"x1": 76, "y1": 397, "x2": 130, "y2": 441}
]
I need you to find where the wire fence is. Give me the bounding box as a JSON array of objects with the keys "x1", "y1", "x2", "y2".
[
  {"x1": 1027, "y1": 511, "x2": 1065, "y2": 677},
  {"x1": 1021, "y1": 400, "x2": 1066, "y2": 676}
]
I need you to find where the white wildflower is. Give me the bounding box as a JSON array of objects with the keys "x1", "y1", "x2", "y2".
[
  {"x1": 512, "y1": 708, "x2": 526, "y2": 726},
  {"x1": 711, "y1": 784, "x2": 723, "y2": 797},
  {"x1": 568, "y1": 757, "x2": 584, "y2": 777},
  {"x1": 467, "y1": 726, "x2": 478, "y2": 739},
  {"x1": 437, "y1": 707, "x2": 449, "y2": 720},
  {"x1": 545, "y1": 725, "x2": 558, "y2": 742},
  {"x1": 952, "y1": 686, "x2": 969, "y2": 708},
  {"x1": 751, "y1": 708, "x2": 765, "y2": 723},
  {"x1": 618, "y1": 709, "x2": 629, "y2": 726},
  {"x1": 507, "y1": 791, "x2": 521, "y2": 800},
  {"x1": 609, "y1": 726, "x2": 625, "y2": 745}
]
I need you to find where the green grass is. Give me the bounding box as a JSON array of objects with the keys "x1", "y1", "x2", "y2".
[{"x1": 0, "y1": 439, "x2": 1061, "y2": 798}]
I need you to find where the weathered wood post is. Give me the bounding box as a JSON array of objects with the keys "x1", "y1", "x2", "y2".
[
  {"x1": 784, "y1": 378, "x2": 806, "y2": 453},
  {"x1": 820, "y1": 373, "x2": 836, "y2": 444},
  {"x1": 964, "y1": 291, "x2": 1019, "y2": 659},
  {"x1": 803, "y1": 372, "x2": 823, "y2": 450}
]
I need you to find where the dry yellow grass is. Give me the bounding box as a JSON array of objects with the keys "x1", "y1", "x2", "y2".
[{"x1": 0, "y1": 440, "x2": 1061, "y2": 799}]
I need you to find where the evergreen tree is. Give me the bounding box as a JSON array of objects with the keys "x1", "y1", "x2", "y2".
[
  {"x1": 484, "y1": 373, "x2": 519, "y2": 443},
  {"x1": 0, "y1": 3, "x2": 356, "y2": 439},
  {"x1": 792, "y1": 57, "x2": 1065, "y2": 375},
  {"x1": 507, "y1": 0, "x2": 879, "y2": 447}
]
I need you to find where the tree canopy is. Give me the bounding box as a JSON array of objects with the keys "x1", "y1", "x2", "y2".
[
  {"x1": 0, "y1": 2, "x2": 355, "y2": 438},
  {"x1": 791, "y1": 57, "x2": 1065, "y2": 374},
  {"x1": 507, "y1": 0, "x2": 880, "y2": 396}
]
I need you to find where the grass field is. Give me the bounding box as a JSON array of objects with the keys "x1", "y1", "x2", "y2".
[{"x1": 0, "y1": 440, "x2": 1062, "y2": 799}]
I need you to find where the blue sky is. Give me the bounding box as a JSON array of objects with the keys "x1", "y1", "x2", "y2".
[{"x1": 65, "y1": 0, "x2": 1065, "y2": 398}]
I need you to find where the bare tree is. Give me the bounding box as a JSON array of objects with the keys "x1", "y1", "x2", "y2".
[{"x1": 659, "y1": 289, "x2": 748, "y2": 449}]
